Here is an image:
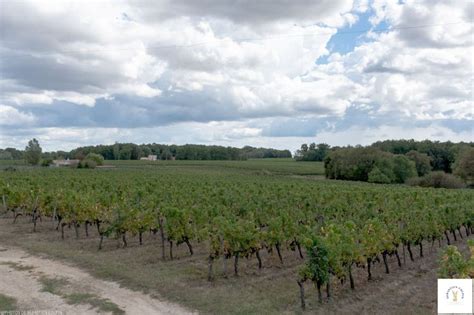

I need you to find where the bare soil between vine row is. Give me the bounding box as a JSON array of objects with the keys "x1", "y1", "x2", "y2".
[{"x1": 0, "y1": 217, "x2": 472, "y2": 314}]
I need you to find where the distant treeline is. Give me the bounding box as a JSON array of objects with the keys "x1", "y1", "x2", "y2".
[
  {"x1": 296, "y1": 139, "x2": 473, "y2": 187},
  {"x1": 297, "y1": 139, "x2": 472, "y2": 171},
  {"x1": 0, "y1": 143, "x2": 291, "y2": 161},
  {"x1": 370, "y1": 139, "x2": 472, "y2": 173}
]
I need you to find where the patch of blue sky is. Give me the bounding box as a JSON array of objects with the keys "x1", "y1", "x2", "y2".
[{"x1": 316, "y1": 10, "x2": 390, "y2": 64}]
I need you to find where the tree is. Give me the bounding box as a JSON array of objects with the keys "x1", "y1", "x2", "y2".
[
  {"x1": 119, "y1": 144, "x2": 133, "y2": 160},
  {"x1": 0, "y1": 148, "x2": 23, "y2": 160},
  {"x1": 41, "y1": 159, "x2": 53, "y2": 167},
  {"x1": 113, "y1": 142, "x2": 120, "y2": 160},
  {"x1": 454, "y1": 148, "x2": 474, "y2": 185},
  {"x1": 141, "y1": 146, "x2": 152, "y2": 157},
  {"x1": 324, "y1": 148, "x2": 419, "y2": 184},
  {"x1": 371, "y1": 139, "x2": 463, "y2": 172},
  {"x1": 160, "y1": 148, "x2": 173, "y2": 160},
  {"x1": 316, "y1": 143, "x2": 330, "y2": 160},
  {"x1": 85, "y1": 153, "x2": 104, "y2": 166},
  {"x1": 392, "y1": 155, "x2": 417, "y2": 183},
  {"x1": 78, "y1": 159, "x2": 97, "y2": 169},
  {"x1": 373, "y1": 157, "x2": 396, "y2": 183},
  {"x1": 24, "y1": 138, "x2": 42, "y2": 165},
  {"x1": 296, "y1": 143, "x2": 330, "y2": 161},
  {"x1": 131, "y1": 145, "x2": 142, "y2": 160},
  {"x1": 324, "y1": 147, "x2": 389, "y2": 181},
  {"x1": 368, "y1": 166, "x2": 392, "y2": 184},
  {"x1": 0, "y1": 150, "x2": 13, "y2": 160},
  {"x1": 406, "y1": 150, "x2": 431, "y2": 176}
]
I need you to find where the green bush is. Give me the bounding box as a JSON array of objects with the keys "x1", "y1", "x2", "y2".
[
  {"x1": 85, "y1": 153, "x2": 104, "y2": 166},
  {"x1": 438, "y1": 240, "x2": 473, "y2": 279},
  {"x1": 368, "y1": 166, "x2": 392, "y2": 184},
  {"x1": 41, "y1": 159, "x2": 53, "y2": 167},
  {"x1": 78, "y1": 159, "x2": 97, "y2": 169},
  {"x1": 325, "y1": 147, "x2": 391, "y2": 181},
  {"x1": 407, "y1": 171, "x2": 465, "y2": 189},
  {"x1": 325, "y1": 148, "x2": 416, "y2": 184}
]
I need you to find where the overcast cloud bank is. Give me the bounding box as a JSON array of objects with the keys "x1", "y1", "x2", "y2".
[{"x1": 0, "y1": 0, "x2": 472, "y2": 151}]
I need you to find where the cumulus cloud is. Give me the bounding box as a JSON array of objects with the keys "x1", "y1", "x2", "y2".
[
  {"x1": 0, "y1": 0, "x2": 472, "y2": 150},
  {"x1": 314, "y1": 123, "x2": 474, "y2": 147},
  {"x1": 131, "y1": 0, "x2": 355, "y2": 28},
  {"x1": 321, "y1": 0, "x2": 473, "y2": 122},
  {"x1": 0, "y1": 105, "x2": 36, "y2": 126}
]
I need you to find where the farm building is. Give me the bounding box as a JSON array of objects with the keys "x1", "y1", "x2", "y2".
[
  {"x1": 140, "y1": 155, "x2": 158, "y2": 161},
  {"x1": 52, "y1": 159, "x2": 80, "y2": 167}
]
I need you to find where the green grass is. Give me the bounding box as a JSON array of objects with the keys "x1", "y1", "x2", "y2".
[
  {"x1": 105, "y1": 158, "x2": 325, "y2": 175},
  {"x1": 39, "y1": 275, "x2": 70, "y2": 295},
  {"x1": 0, "y1": 160, "x2": 27, "y2": 166},
  {"x1": 38, "y1": 275, "x2": 124, "y2": 314},
  {"x1": 0, "y1": 160, "x2": 31, "y2": 171},
  {"x1": 64, "y1": 293, "x2": 125, "y2": 315},
  {"x1": 0, "y1": 294, "x2": 17, "y2": 311},
  {"x1": 1, "y1": 158, "x2": 324, "y2": 176}
]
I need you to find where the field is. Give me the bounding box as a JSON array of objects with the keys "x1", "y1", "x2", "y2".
[
  {"x1": 105, "y1": 158, "x2": 325, "y2": 175},
  {"x1": 0, "y1": 159, "x2": 472, "y2": 314}
]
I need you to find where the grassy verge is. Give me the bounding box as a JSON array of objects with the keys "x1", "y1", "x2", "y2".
[
  {"x1": 39, "y1": 275, "x2": 70, "y2": 295},
  {"x1": 38, "y1": 275, "x2": 124, "y2": 315},
  {"x1": 0, "y1": 294, "x2": 17, "y2": 311},
  {"x1": 64, "y1": 293, "x2": 124, "y2": 315}
]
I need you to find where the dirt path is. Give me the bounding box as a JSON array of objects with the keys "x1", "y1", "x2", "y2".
[{"x1": 0, "y1": 246, "x2": 195, "y2": 314}]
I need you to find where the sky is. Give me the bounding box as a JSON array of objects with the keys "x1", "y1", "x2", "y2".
[{"x1": 0, "y1": 0, "x2": 473, "y2": 153}]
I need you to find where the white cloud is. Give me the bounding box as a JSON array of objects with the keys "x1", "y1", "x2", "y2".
[
  {"x1": 0, "y1": 0, "x2": 472, "y2": 150},
  {"x1": 318, "y1": 0, "x2": 474, "y2": 121},
  {"x1": 0, "y1": 105, "x2": 36, "y2": 126},
  {"x1": 315, "y1": 124, "x2": 474, "y2": 147}
]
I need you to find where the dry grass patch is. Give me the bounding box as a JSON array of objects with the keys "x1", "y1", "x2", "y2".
[{"x1": 0, "y1": 261, "x2": 35, "y2": 272}]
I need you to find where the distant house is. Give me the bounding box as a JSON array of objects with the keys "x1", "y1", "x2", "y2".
[
  {"x1": 52, "y1": 159, "x2": 80, "y2": 167},
  {"x1": 140, "y1": 155, "x2": 157, "y2": 161}
]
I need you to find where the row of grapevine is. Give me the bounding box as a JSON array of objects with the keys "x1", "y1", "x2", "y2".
[{"x1": 1, "y1": 167, "x2": 472, "y2": 305}]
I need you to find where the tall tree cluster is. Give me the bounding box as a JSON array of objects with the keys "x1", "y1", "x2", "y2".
[
  {"x1": 24, "y1": 138, "x2": 42, "y2": 165},
  {"x1": 296, "y1": 139, "x2": 473, "y2": 187},
  {"x1": 295, "y1": 143, "x2": 330, "y2": 161}
]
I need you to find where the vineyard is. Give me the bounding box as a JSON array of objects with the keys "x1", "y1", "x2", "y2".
[{"x1": 0, "y1": 162, "x2": 473, "y2": 313}]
